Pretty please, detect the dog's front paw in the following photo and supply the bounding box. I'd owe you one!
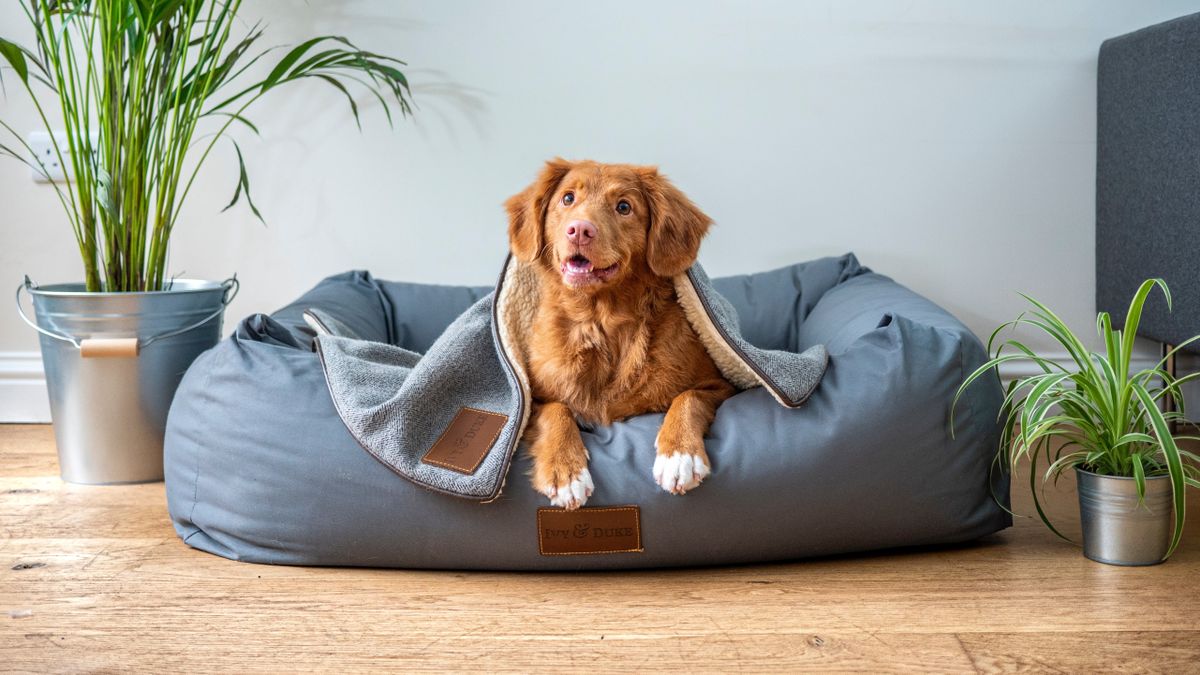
[653,451,710,495]
[537,467,594,510]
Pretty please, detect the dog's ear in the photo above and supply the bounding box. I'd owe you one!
[505,158,572,262]
[640,168,712,277]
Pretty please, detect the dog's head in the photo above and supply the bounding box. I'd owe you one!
[505,158,711,290]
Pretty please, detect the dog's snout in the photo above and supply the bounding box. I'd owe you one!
[565,220,596,246]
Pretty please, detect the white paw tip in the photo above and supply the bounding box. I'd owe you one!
[652,452,710,495]
[547,467,594,510]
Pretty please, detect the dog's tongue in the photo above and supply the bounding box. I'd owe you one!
[566,255,594,274]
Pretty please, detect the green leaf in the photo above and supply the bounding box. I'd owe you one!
[312,73,360,130]
[1121,279,1170,377]
[987,315,1025,355]
[1131,453,1147,502]
[209,112,260,136]
[1020,372,1071,435]
[950,354,1027,435]
[1112,432,1156,448]
[222,140,263,224]
[0,37,29,84]
[1028,435,1072,543]
[261,36,330,92]
[1132,384,1187,560]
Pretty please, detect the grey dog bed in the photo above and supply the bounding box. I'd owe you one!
[164,253,1010,570]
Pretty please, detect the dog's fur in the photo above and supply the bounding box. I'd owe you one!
[505,158,735,510]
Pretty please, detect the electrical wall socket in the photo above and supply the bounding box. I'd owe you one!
[28,130,97,183]
[28,130,69,183]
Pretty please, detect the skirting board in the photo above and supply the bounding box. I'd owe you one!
[0,350,1193,424]
[0,352,51,423]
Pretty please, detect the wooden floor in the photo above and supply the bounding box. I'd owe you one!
[2,424,1199,673]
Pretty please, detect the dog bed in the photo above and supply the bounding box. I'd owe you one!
[164,253,1010,570]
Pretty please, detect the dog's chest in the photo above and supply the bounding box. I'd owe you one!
[526,307,686,422]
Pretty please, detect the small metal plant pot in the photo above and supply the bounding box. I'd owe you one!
[17,276,237,484]
[1076,467,1173,566]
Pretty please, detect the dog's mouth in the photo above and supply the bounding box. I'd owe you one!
[561,253,619,287]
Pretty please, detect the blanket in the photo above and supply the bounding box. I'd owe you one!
[311,256,828,501]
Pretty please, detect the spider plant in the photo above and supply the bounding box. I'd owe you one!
[0,0,411,291]
[954,279,1200,559]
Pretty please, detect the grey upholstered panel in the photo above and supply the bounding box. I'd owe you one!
[1097,12,1200,351]
[164,254,1010,570]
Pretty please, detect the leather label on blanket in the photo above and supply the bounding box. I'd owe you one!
[422,407,507,474]
[537,506,643,555]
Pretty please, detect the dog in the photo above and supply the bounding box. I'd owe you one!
[505,158,736,510]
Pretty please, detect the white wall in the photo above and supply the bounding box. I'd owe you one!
[2,1,1197,420]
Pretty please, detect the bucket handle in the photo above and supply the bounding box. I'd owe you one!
[15,275,239,354]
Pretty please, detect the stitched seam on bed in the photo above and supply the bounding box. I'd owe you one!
[536,506,644,555]
[186,341,222,534]
[366,271,398,346]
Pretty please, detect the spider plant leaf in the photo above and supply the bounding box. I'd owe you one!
[986,315,1024,355]
[1150,334,1200,374]
[1028,436,1072,542]
[1113,432,1156,448]
[1014,298,1095,363]
[1020,372,1071,438]
[1097,310,1115,355]
[1003,339,1065,373]
[950,354,1030,434]
[994,375,1048,426]
[1044,451,1089,483]
[1132,383,1186,559]
[1151,370,1200,396]
[1131,452,1147,502]
[1121,279,1170,375]
[1091,352,1120,408]
[1020,318,1099,383]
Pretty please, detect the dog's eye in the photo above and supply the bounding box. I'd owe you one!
[616,200,632,215]
[562,192,575,206]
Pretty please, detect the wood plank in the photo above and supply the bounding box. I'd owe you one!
[2,424,1199,672]
[958,632,1200,674]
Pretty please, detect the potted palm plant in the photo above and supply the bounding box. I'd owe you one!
[955,279,1200,565]
[2,1,411,484]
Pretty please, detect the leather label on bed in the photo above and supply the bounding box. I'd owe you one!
[422,407,507,474]
[537,506,643,555]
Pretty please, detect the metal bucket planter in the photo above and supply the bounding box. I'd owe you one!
[1077,468,1173,566]
[17,276,237,484]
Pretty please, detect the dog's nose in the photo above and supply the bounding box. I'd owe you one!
[565,220,596,246]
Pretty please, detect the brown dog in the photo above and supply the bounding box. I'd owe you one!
[505,158,736,510]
